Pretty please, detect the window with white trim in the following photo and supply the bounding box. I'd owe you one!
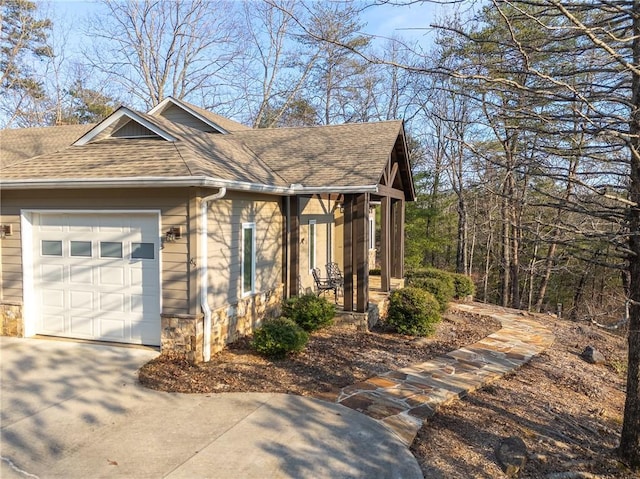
[369,216,375,250]
[242,223,256,296]
[308,220,316,271]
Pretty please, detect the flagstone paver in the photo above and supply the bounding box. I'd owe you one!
[336,301,555,445]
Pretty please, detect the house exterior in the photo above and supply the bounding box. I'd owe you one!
[0,97,415,362]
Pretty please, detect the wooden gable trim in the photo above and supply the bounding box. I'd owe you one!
[73,107,177,145]
[376,123,415,201]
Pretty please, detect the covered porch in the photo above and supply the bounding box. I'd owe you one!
[284,127,414,326]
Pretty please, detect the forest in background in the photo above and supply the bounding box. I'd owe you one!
[3,0,639,466]
[3,0,629,323]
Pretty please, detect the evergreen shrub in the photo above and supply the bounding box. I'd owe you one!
[387,287,441,336]
[410,277,454,312]
[252,318,309,359]
[451,273,475,299]
[282,294,335,332]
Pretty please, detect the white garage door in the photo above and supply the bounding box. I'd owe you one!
[31,212,161,346]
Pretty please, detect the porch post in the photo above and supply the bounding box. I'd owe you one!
[392,199,405,278]
[343,194,354,311]
[289,196,300,297]
[380,196,391,292]
[355,193,370,313]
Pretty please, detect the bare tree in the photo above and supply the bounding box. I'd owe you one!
[84,0,239,108]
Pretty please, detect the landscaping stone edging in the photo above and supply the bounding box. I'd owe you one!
[335,301,556,445]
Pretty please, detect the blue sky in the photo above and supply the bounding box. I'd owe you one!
[45,0,453,55]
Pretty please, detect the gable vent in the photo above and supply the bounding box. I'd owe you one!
[112,121,161,139]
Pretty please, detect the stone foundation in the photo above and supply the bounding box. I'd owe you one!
[1,302,24,337]
[160,313,204,363]
[209,285,284,355]
[335,295,391,330]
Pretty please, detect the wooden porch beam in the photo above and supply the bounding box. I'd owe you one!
[343,194,354,312]
[388,162,399,188]
[392,199,405,278]
[355,193,370,313]
[380,196,391,292]
[377,184,405,200]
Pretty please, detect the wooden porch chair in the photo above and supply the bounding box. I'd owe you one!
[311,268,338,303]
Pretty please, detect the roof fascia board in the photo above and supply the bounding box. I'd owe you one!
[1,177,378,196]
[73,107,178,146]
[148,97,229,134]
[398,123,416,201]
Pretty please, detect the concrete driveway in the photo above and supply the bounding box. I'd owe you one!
[1,337,423,479]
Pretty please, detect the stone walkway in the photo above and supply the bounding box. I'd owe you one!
[335,301,556,445]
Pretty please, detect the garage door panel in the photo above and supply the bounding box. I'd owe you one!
[99,317,127,340]
[41,264,64,283]
[32,212,161,346]
[100,292,126,312]
[42,314,65,333]
[70,265,94,284]
[70,290,93,310]
[131,294,160,314]
[130,267,158,286]
[42,289,64,308]
[132,320,159,344]
[69,315,94,336]
[99,267,125,286]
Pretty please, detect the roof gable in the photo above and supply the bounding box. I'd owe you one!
[73,107,177,145]
[147,97,251,134]
[148,97,227,134]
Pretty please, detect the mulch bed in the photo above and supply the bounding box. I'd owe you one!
[138,310,500,400]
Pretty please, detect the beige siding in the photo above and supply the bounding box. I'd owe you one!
[112,121,158,138]
[0,188,191,314]
[206,192,283,310]
[298,196,340,292]
[160,104,218,133]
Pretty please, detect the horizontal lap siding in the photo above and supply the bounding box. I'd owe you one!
[0,188,191,314]
[207,193,283,310]
[298,196,338,292]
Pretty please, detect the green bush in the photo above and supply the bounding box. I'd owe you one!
[387,287,441,336]
[451,273,475,299]
[282,294,335,332]
[410,277,454,312]
[369,268,381,276]
[252,318,309,358]
[407,267,454,285]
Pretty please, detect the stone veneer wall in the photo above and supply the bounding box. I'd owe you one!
[160,313,204,363]
[334,295,391,331]
[1,302,24,337]
[209,285,284,355]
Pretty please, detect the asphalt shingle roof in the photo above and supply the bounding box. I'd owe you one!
[233,121,403,188]
[0,124,94,167]
[1,101,410,196]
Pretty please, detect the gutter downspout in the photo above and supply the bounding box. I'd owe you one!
[200,187,227,361]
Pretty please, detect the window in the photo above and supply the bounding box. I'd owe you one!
[70,241,92,257]
[242,223,255,296]
[131,242,154,259]
[42,240,62,256]
[309,220,316,271]
[100,241,122,258]
[369,216,375,250]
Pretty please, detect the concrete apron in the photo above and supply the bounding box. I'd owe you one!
[1,337,422,479]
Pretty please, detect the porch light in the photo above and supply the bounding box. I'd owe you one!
[165,226,182,242]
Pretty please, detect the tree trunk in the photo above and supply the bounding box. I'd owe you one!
[535,240,557,312]
[619,3,640,467]
[456,194,468,274]
[501,193,511,307]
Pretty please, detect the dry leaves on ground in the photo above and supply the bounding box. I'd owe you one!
[138,309,635,479]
